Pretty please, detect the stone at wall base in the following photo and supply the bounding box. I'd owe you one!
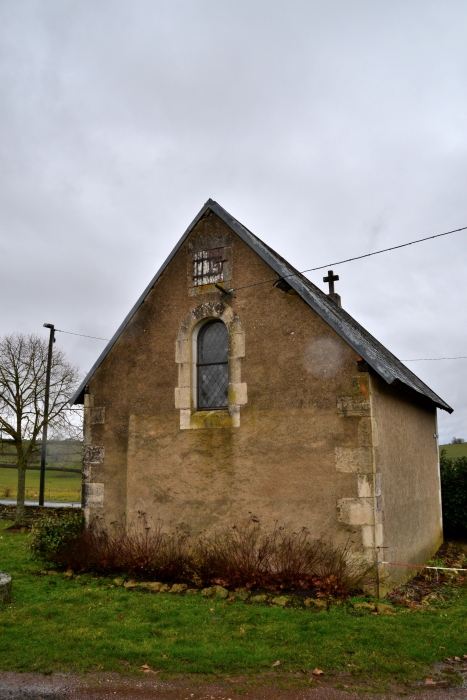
[0,572,12,603]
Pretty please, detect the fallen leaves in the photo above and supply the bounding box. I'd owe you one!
[140,663,159,675]
[272,660,281,667]
[312,668,324,676]
[425,678,436,685]
[445,656,462,663]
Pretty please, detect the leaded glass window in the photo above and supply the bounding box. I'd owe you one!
[197,320,228,410]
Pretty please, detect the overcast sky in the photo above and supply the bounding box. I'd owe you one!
[1,1,466,443]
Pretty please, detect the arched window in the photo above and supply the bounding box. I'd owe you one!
[197,320,228,410]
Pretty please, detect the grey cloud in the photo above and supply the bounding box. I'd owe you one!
[0,0,466,441]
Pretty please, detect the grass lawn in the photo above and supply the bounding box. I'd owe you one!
[0,469,81,503]
[1,523,467,688]
[440,443,467,459]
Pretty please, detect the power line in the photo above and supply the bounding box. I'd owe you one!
[55,329,109,341]
[403,356,467,362]
[52,223,467,348]
[236,223,467,291]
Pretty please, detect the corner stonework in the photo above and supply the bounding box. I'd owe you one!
[175,301,247,429]
[82,391,105,520]
[336,373,384,562]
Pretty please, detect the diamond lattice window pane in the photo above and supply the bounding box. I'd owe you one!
[197,321,228,409]
[198,364,228,409]
[198,322,228,364]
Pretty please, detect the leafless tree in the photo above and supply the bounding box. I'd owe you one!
[0,334,81,525]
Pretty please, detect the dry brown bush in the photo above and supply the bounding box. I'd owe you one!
[37,518,375,597]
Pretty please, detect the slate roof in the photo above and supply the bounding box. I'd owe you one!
[71,199,452,412]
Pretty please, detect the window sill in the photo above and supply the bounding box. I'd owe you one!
[180,409,236,430]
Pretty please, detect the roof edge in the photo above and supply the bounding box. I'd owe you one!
[71,198,453,414]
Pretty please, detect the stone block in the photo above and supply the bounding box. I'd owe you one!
[220,306,235,324]
[376,602,393,613]
[361,525,375,548]
[90,407,105,425]
[234,589,250,601]
[201,587,214,597]
[249,594,269,604]
[335,447,373,473]
[175,338,190,364]
[179,409,191,430]
[177,362,191,388]
[140,582,163,592]
[169,583,187,594]
[175,387,191,410]
[337,396,371,417]
[357,473,381,498]
[271,596,289,607]
[83,482,104,508]
[83,445,105,465]
[337,497,375,526]
[230,332,245,358]
[214,585,229,599]
[229,383,247,406]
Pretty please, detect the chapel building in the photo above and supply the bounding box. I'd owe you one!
[71,200,453,587]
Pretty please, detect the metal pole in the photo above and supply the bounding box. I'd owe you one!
[39,323,55,507]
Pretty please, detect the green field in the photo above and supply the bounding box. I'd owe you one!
[439,443,467,459]
[0,439,82,502]
[0,521,466,689]
[0,468,81,502]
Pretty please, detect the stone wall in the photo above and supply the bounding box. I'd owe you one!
[84,210,366,544]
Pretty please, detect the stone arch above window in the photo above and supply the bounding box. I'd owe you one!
[175,301,247,429]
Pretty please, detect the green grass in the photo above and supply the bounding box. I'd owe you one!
[0,469,81,502]
[1,523,467,687]
[440,443,467,459]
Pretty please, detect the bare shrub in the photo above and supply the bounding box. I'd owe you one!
[51,519,191,581]
[311,539,376,597]
[195,524,324,590]
[33,518,375,597]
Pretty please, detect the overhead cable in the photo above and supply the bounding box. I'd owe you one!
[55,329,109,341]
[402,356,467,362]
[235,223,467,291]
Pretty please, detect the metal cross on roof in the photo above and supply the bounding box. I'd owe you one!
[323,269,339,295]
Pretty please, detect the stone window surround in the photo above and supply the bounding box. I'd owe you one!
[175,301,247,429]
